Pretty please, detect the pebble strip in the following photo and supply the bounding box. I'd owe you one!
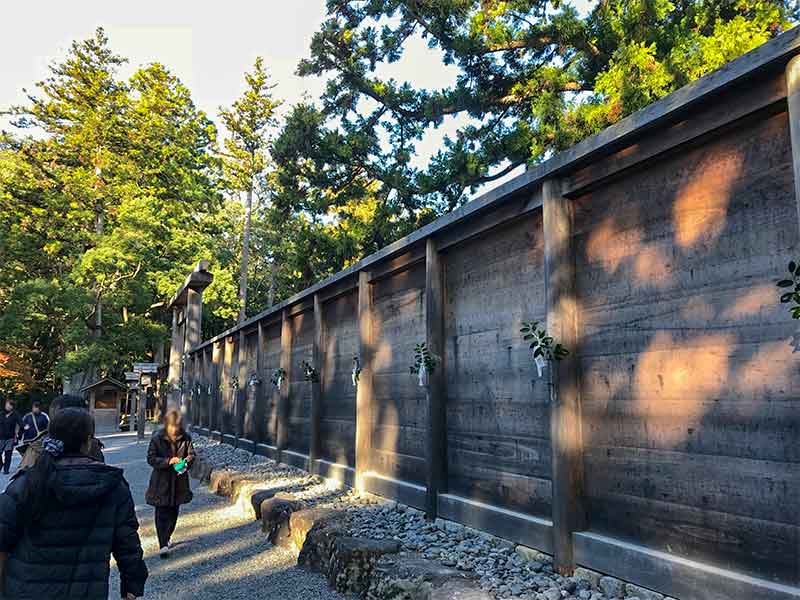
[194,436,677,600]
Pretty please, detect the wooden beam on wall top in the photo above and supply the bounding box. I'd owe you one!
[425,237,447,518]
[355,270,374,491]
[543,178,587,575]
[787,55,800,229]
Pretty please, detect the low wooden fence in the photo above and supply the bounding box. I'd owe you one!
[179,29,800,600]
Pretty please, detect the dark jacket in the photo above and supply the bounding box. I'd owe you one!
[0,412,21,441]
[20,412,49,443]
[0,457,148,599]
[146,429,195,507]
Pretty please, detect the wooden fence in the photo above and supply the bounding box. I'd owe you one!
[177,28,800,600]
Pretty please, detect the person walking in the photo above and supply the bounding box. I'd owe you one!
[146,409,195,558]
[0,408,148,599]
[0,400,21,475]
[20,401,49,445]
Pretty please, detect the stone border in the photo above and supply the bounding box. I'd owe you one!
[190,434,679,600]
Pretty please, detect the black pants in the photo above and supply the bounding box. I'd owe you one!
[154,505,180,548]
[0,449,13,473]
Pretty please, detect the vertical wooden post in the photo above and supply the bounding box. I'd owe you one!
[355,271,374,491]
[236,330,247,440]
[310,294,324,472]
[787,55,800,226]
[543,178,586,575]
[211,341,222,432]
[276,309,293,460]
[255,321,267,444]
[203,347,210,429]
[167,308,184,409]
[425,238,447,518]
[222,337,234,435]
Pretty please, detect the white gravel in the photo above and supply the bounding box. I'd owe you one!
[103,431,348,600]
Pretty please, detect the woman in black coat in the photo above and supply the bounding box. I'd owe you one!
[0,408,147,599]
[146,409,195,557]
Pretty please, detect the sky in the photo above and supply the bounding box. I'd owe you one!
[0,1,471,171]
[0,1,595,197]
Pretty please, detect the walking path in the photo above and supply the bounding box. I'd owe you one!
[102,431,346,600]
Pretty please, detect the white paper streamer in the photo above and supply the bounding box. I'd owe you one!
[534,354,546,378]
[418,363,427,387]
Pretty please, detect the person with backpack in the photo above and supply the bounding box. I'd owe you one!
[0,408,148,599]
[20,401,49,445]
[0,400,21,475]
[146,409,195,558]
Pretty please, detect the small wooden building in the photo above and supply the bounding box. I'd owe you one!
[81,377,127,432]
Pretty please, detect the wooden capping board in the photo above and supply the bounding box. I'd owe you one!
[314,459,356,488]
[317,273,358,304]
[438,494,553,555]
[276,309,292,456]
[355,271,374,488]
[788,55,800,225]
[237,438,255,454]
[309,293,324,472]
[573,531,800,600]
[425,238,446,517]
[369,244,426,282]
[361,473,427,512]
[255,443,279,460]
[281,449,310,472]
[563,67,787,196]
[543,179,586,574]
[187,27,800,356]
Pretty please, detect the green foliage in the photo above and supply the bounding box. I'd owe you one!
[270,367,287,388]
[294,0,797,209]
[777,261,800,319]
[300,360,319,383]
[520,321,569,363]
[0,28,239,392]
[409,343,436,376]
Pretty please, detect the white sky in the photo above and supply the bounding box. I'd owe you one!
[0,1,593,196]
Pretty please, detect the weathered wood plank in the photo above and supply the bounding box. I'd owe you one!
[543,178,586,574]
[443,215,551,514]
[425,237,446,517]
[788,54,800,225]
[573,531,800,600]
[321,291,358,466]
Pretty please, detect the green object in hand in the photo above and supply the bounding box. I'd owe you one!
[173,458,188,475]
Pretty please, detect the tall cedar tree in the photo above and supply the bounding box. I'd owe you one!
[219,57,282,322]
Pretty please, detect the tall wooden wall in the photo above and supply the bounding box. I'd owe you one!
[184,32,800,600]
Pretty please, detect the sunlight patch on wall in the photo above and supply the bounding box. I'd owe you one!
[672,151,744,249]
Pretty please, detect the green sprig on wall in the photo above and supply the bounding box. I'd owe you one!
[777,261,800,319]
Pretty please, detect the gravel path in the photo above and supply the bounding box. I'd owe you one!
[103,431,347,600]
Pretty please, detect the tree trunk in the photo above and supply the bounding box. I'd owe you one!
[238,186,253,323]
[267,258,277,307]
[93,210,104,339]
